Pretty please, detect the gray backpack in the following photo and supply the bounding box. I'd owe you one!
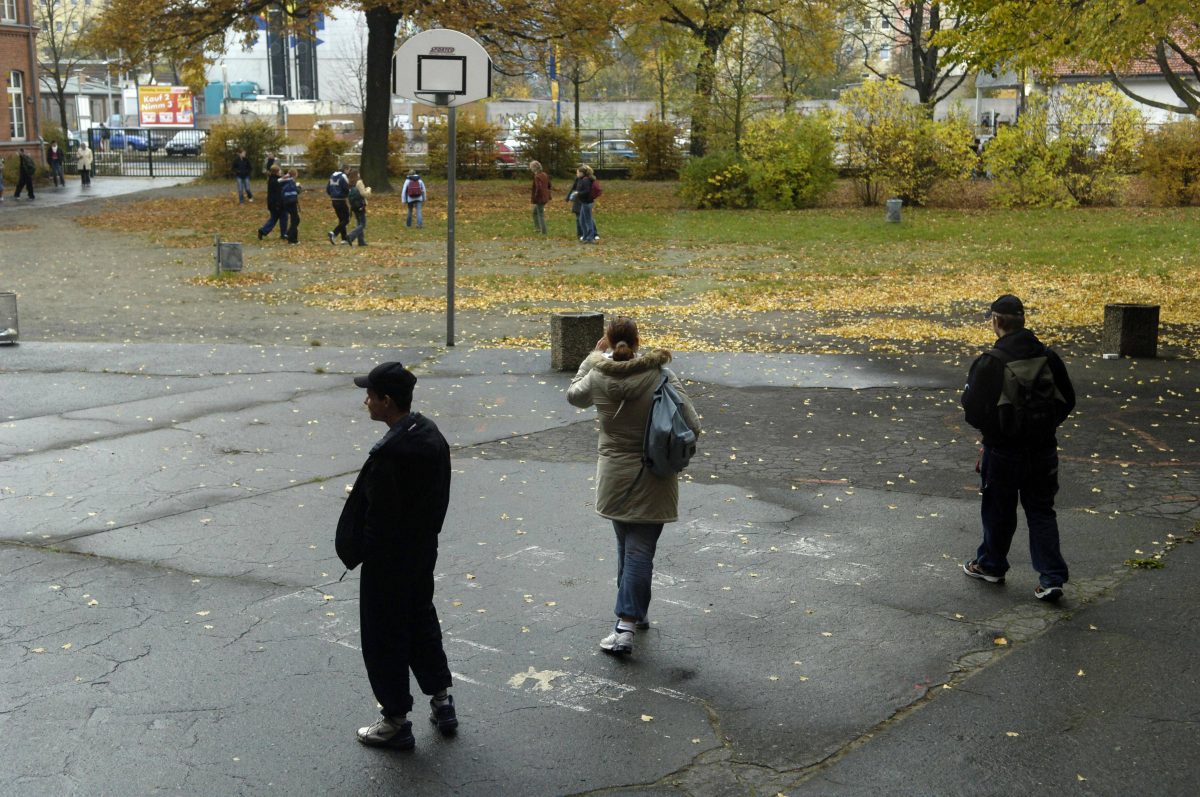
[643,371,697,477]
[989,348,1064,437]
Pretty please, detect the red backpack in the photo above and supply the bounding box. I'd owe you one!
[407,179,423,199]
[589,179,602,200]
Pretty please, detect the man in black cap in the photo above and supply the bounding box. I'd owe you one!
[961,295,1076,602]
[336,362,458,748]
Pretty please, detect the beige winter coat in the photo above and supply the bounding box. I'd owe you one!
[77,146,93,170]
[567,349,701,523]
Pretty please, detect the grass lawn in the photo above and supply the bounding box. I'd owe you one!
[78,179,1200,356]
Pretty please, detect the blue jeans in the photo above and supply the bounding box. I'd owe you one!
[50,162,64,186]
[976,445,1068,588]
[235,176,251,202]
[259,206,288,238]
[348,208,367,244]
[406,200,423,228]
[612,521,663,621]
[578,202,597,241]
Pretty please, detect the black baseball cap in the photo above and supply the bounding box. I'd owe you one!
[354,362,416,401]
[988,294,1025,317]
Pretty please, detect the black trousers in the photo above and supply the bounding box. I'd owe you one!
[331,200,350,240]
[285,203,300,243]
[359,550,452,717]
[14,172,34,198]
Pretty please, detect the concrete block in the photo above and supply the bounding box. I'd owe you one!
[1103,304,1159,358]
[550,312,603,371]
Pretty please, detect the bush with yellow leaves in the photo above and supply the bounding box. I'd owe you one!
[1140,118,1200,206]
[679,151,753,209]
[740,112,837,209]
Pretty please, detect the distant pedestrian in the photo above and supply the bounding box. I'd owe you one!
[257,165,288,241]
[46,142,65,187]
[566,169,584,239]
[77,142,93,186]
[14,149,36,200]
[577,164,599,242]
[336,361,459,749]
[961,294,1076,602]
[529,160,550,234]
[233,149,253,203]
[280,169,301,244]
[99,123,110,152]
[566,316,701,656]
[326,163,351,244]
[264,151,276,173]
[402,172,425,228]
[345,170,371,246]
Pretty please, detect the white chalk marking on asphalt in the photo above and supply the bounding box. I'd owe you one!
[494,545,565,564]
[815,561,879,585]
[649,686,702,704]
[449,637,504,653]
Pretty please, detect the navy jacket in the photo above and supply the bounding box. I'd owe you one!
[335,413,451,570]
[961,328,1075,449]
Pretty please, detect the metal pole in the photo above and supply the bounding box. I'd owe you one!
[446,105,456,347]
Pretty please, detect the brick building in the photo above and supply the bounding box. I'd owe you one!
[1,0,41,165]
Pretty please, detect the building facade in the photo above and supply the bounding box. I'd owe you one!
[1,0,41,162]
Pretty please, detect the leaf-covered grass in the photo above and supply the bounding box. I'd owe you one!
[77,180,1200,355]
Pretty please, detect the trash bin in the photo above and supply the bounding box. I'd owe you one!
[885,198,902,223]
[550,312,604,371]
[216,241,243,273]
[0,292,17,344]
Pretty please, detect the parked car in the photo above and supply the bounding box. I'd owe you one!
[494,140,516,166]
[165,129,207,156]
[581,139,636,166]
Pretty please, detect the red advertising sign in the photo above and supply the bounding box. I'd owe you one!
[137,86,195,127]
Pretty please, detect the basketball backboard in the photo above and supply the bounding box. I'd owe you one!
[393,29,492,108]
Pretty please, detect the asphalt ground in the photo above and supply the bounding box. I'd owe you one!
[1,179,1199,795]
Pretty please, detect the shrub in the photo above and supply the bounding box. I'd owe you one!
[985,84,1143,207]
[740,112,837,209]
[387,127,408,178]
[41,122,68,151]
[629,118,683,180]
[204,119,289,178]
[427,114,505,179]
[515,117,579,178]
[1139,119,1200,205]
[835,78,976,205]
[679,151,753,209]
[305,127,349,179]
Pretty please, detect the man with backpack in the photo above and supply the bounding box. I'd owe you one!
[401,172,425,228]
[13,148,36,200]
[326,164,351,244]
[961,294,1076,602]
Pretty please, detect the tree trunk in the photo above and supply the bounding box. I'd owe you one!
[689,29,727,158]
[362,6,399,192]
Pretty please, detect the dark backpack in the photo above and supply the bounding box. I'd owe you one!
[407,179,423,199]
[989,348,1064,438]
[642,370,696,477]
[589,179,602,200]
[348,186,365,212]
[280,179,298,204]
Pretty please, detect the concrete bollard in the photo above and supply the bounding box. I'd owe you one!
[1103,303,1159,358]
[886,198,902,223]
[551,312,604,371]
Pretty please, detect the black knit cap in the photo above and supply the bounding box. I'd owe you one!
[989,294,1025,317]
[354,362,416,403]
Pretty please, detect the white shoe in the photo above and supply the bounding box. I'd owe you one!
[600,629,634,655]
[356,716,414,748]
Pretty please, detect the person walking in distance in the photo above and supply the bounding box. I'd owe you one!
[572,164,599,243]
[402,172,426,228]
[77,142,93,186]
[232,149,253,203]
[961,294,1076,602]
[46,141,65,187]
[337,362,459,748]
[257,164,288,241]
[567,317,701,656]
[279,169,301,244]
[345,170,371,246]
[13,149,36,200]
[326,163,352,244]
[529,160,551,234]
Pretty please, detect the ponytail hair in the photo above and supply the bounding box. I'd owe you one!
[606,316,639,362]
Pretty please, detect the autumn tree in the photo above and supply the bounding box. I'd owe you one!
[759,2,841,112]
[37,0,100,135]
[847,1,970,113]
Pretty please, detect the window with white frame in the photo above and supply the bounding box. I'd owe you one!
[1,0,18,22]
[8,71,26,139]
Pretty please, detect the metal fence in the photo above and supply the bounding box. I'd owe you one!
[68,127,210,178]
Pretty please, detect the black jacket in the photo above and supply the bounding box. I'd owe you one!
[232,156,252,178]
[266,173,282,208]
[335,413,451,570]
[961,328,1075,449]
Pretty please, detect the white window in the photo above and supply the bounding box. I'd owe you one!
[8,71,26,139]
[1,0,17,22]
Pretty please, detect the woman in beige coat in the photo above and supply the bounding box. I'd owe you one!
[567,316,701,656]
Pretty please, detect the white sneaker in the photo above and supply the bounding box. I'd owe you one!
[356,716,414,748]
[600,629,634,655]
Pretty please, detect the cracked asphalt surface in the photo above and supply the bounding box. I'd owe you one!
[2,183,1200,796]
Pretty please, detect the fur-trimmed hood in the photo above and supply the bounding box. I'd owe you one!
[588,348,672,376]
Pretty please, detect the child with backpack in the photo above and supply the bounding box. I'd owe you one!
[327,165,351,244]
[401,172,425,228]
[280,169,302,244]
[960,294,1076,602]
[571,164,600,243]
[345,171,371,246]
[566,316,701,657]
